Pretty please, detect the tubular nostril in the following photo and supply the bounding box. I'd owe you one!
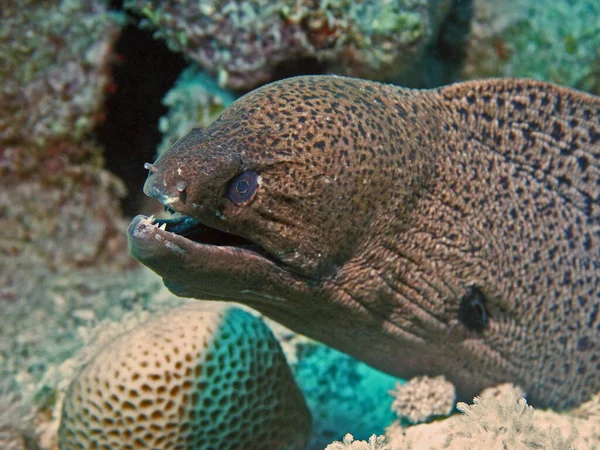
[144,162,157,174]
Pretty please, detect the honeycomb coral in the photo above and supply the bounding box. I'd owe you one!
[58,303,311,450]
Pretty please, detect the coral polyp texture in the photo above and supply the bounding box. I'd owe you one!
[125,0,451,89]
[389,376,455,424]
[0,0,121,146]
[325,434,390,450]
[384,384,600,450]
[58,303,312,450]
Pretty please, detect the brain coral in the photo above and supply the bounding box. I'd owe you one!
[125,0,450,89]
[58,303,311,450]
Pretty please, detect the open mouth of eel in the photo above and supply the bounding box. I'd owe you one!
[138,205,273,260]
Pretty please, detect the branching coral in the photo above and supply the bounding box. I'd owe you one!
[325,434,390,450]
[58,302,312,450]
[384,384,600,450]
[125,0,451,89]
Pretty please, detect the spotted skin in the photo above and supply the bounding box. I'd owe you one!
[128,76,600,409]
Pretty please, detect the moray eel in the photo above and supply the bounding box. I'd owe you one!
[128,76,600,409]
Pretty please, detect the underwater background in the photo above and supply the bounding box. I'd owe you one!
[1,0,599,449]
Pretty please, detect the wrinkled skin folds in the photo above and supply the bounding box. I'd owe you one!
[128,75,600,409]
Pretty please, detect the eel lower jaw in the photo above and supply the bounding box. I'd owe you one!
[127,213,275,263]
[127,213,292,301]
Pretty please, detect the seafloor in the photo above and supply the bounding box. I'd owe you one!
[1,0,599,449]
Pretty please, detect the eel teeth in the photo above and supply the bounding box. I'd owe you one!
[159,223,167,231]
[148,214,156,224]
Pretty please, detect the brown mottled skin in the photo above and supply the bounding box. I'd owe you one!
[128,76,600,409]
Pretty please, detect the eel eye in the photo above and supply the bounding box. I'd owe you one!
[227,170,258,205]
[458,286,488,332]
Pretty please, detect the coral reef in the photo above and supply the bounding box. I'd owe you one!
[157,66,236,156]
[0,140,131,299]
[125,0,451,89]
[0,268,175,415]
[389,376,455,424]
[0,0,122,146]
[3,1,600,449]
[1,260,401,450]
[1,266,190,450]
[461,0,600,94]
[384,384,600,450]
[0,0,130,298]
[58,302,311,450]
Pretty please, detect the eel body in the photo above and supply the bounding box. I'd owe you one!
[128,76,600,409]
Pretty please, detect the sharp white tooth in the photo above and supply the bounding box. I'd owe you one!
[148,214,156,224]
[159,223,167,231]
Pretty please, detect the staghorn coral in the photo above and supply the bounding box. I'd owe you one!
[445,394,574,449]
[0,0,122,147]
[461,0,600,94]
[389,375,455,424]
[125,0,451,90]
[157,67,236,156]
[58,302,312,450]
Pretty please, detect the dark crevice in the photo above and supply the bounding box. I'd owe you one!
[94,18,186,216]
[435,0,474,78]
[272,57,326,84]
[415,0,474,88]
[107,0,123,9]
